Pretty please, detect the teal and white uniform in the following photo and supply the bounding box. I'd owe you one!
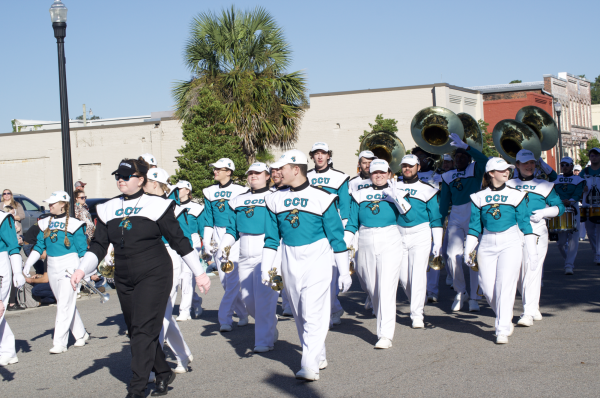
[394,178,442,323]
[0,213,22,361]
[507,176,564,318]
[261,180,348,376]
[348,174,372,194]
[439,147,488,302]
[469,184,532,337]
[223,186,279,349]
[30,213,88,349]
[420,168,443,297]
[202,181,249,327]
[553,173,585,269]
[580,166,600,262]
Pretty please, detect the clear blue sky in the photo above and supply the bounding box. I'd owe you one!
[2,0,598,132]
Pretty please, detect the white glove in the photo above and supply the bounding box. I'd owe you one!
[538,157,553,175]
[334,251,351,293]
[24,250,41,277]
[78,252,100,275]
[431,228,443,257]
[384,185,412,215]
[463,234,479,266]
[449,133,468,150]
[342,219,348,228]
[261,248,278,287]
[343,231,354,248]
[530,206,559,223]
[10,254,25,288]
[203,227,215,252]
[191,233,202,250]
[524,234,539,272]
[216,233,236,263]
[338,274,352,293]
[382,178,399,200]
[182,250,206,276]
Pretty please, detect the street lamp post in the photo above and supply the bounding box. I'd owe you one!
[50,0,74,215]
[555,101,563,169]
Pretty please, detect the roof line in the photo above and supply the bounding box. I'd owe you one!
[1,118,177,136]
[310,83,480,98]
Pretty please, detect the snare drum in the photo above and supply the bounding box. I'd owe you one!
[580,206,589,223]
[589,206,600,224]
[547,208,575,232]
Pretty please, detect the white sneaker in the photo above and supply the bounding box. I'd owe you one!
[364,296,373,310]
[319,359,328,370]
[533,311,543,321]
[254,346,274,353]
[412,319,425,329]
[0,355,18,366]
[375,337,393,349]
[173,359,189,374]
[193,299,203,318]
[427,293,438,303]
[220,324,233,332]
[295,367,319,381]
[176,314,192,322]
[468,299,480,312]
[74,332,90,347]
[451,292,469,312]
[188,354,194,363]
[445,274,453,286]
[49,345,67,354]
[238,315,249,327]
[282,307,293,317]
[508,323,515,337]
[274,327,279,344]
[565,267,574,275]
[518,315,533,327]
[331,309,344,326]
[496,335,508,344]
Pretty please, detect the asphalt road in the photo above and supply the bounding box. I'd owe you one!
[2,240,600,397]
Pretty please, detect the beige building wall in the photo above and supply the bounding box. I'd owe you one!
[592,104,600,136]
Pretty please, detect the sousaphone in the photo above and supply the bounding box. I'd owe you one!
[515,106,559,151]
[492,120,541,164]
[457,112,484,153]
[410,107,465,155]
[359,131,406,174]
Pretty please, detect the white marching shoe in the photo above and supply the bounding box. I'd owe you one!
[508,323,515,337]
[496,335,508,344]
[412,319,425,329]
[533,310,543,321]
[331,309,344,326]
[220,324,233,332]
[468,299,480,312]
[176,313,192,322]
[254,346,274,353]
[0,355,18,366]
[518,315,533,327]
[237,315,249,327]
[282,307,293,317]
[426,293,438,303]
[364,296,373,310]
[319,359,328,370]
[375,337,393,349]
[451,292,469,312]
[74,332,90,347]
[295,367,319,381]
[49,345,68,354]
[174,356,190,374]
[445,274,453,286]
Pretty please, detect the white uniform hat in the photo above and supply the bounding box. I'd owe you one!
[369,159,390,173]
[147,168,170,184]
[310,142,330,153]
[486,157,515,172]
[44,191,70,204]
[246,162,270,174]
[176,180,192,191]
[269,160,284,170]
[443,154,453,161]
[358,150,377,160]
[401,154,419,166]
[574,164,582,171]
[560,157,574,165]
[516,149,537,163]
[209,158,235,171]
[140,153,157,166]
[276,150,308,165]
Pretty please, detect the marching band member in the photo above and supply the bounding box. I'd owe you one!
[439,134,489,312]
[575,163,586,241]
[573,164,582,176]
[507,150,564,327]
[465,157,537,344]
[218,162,279,353]
[411,147,438,188]
[553,157,585,275]
[144,169,194,375]
[261,150,351,381]
[24,191,89,354]
[391,154,443,329]
[140,153,158,168]
[202,158,249,332]
[580,148,600,263]
[0,207,25,366]
[171,181,204,321]
[307,142,350,326]
[345,159,411,348]
[70,158,211,398]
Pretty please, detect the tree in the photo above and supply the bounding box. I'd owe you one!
[592,75,600,105]
[172,88,249,199]
[479,119,499,158]
[509,80,522,84]
[75,115,101,120]
[356,114,399,155]
[578,137,600,167]
[173,6,308,162]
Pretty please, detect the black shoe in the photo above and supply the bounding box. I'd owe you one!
[125,393,144,398]
[151,371,176,396]
[7,304,25,311]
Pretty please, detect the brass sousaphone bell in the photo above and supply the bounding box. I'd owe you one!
[410,106,465,156]
[359,132,406,175]
[457,112,484,153]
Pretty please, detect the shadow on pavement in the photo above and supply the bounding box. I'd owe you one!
[72,341,131,385]
[96,313,127,336]
[263,372,323,398]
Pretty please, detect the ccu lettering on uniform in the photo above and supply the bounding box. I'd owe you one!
[283,198,309,207]
[115,207,143,216]
[311,177,330,185]
[485,195,508,203]
[401,188,417,196]
[49,221,66,229]
[514,185,536,191]
[243,199,265,205]
[365,193,387,200]
[215,191,232,198]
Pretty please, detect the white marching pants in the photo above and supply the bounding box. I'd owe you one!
[446,210,479,298]
[0,253,16,358]
[579,218,586,240]
[274,245,292,313]
[557,216,580,268]
[212,226,247,326]
[281,238,332,375]
[398,223,431,321]
[357,225,402,340]
[477,226,522,336]
[518,229,548,317]
[585,219,600,262]
[330,263,343,316]
[161,246,191,363]
[178,265,201,317]
[238,233,279,348]
[48,253,87,348]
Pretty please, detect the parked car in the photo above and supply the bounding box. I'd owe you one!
[86,198,110,223]
[13,194,46,234]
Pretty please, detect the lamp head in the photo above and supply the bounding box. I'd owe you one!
[554,101,562,114]
[50,0,67,23]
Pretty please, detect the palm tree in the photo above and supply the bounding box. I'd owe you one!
[173,6,308,160]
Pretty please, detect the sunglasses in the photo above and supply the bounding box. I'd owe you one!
[114,174,140,182]
[2,193,10,196]
[77,196,87,200]
[560,163,572,167]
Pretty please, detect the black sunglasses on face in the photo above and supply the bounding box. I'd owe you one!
[2,193,10,196]
[78,196,87,200]
[114,174,140,181]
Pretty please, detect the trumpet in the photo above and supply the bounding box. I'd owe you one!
[348,246,356,276]
[220,246,234,273]
[65,269,110,304]
[268,267,284,291]
[97,250,115,279]
[468,250,479,272]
